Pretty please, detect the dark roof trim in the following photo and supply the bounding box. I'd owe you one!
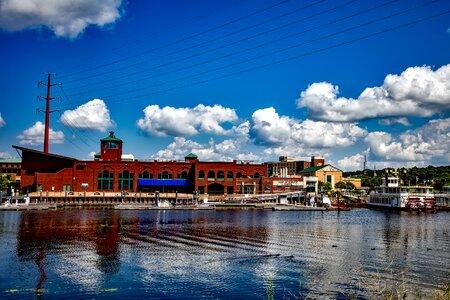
[12,145,78,161]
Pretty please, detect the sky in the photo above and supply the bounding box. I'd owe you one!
[0,0,449,171]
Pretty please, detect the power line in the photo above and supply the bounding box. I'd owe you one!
[62,0,442,105]
[56,85,98,147]
[55,0,246,71]
[59,0,291,79]
[65,0,396,97]
[94,9,450,106]
[63,0,328,85]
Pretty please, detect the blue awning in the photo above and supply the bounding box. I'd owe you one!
[138,179,192,187]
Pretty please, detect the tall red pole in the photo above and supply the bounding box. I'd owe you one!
[38,73,58,153]
[44,73,51,153]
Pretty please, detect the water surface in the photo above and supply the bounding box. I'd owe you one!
[0,209,449,299]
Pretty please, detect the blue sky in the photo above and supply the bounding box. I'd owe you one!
[0,0,449,170]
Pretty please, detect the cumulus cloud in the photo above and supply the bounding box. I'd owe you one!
[0,0,124,38]
[17,121,64,146]
[379,117,411,127]
[137,104,238,137]
[297,64,450,122]
[153,136,259,162]
[365,117,450,163]
[250,107,367,149]
[0,152,11,158]
[0,113,5,127]
[60,99,114,132]
[338,152,367,171]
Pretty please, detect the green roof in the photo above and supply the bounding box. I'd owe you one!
[300,165,329,173]
[0,158,21,163]
[101,131,122,143]
[185,153,198,158]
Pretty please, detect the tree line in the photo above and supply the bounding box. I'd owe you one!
[343,165,450,191]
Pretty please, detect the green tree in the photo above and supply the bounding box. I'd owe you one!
[335,181,347,190]
[319,181,332,193]
[0,175,10,191]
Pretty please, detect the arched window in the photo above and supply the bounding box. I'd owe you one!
[178,171,188,179]
[217,171,224,181]
[158,171,172,179]
[98,170,113,190]
[119,171,134,190]
[139,171,153,179]
[253,173,261,178]
[198,170,205,180]
[236,172,243,178]
[208,171,215,181]
[227,171,234,181]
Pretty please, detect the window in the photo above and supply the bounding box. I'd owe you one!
[227,171,233,181]
[198,170,205,180]
[178,171,188,179]
[139,171,153,179]
[158,171,172,179]
[227,186,234,194]
[208,171,215,181]
[217,171,224,181]
[253,173,261,178]
[98,170,113,190]
[104,142,118,149]
[326,175,332,183]
[119,171,133,190]
[236,172,243,178]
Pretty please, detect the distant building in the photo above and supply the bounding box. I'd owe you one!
[0,158,21,194]
[0,158,21,177]
[300,164,343,190]
[266,156,325,178]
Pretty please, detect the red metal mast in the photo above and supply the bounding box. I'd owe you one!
[38,73,58,153]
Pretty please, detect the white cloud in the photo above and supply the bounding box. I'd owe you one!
[297,64,450,122]
[365,117,450,163]
[0,0,124,38]
[0,112,5,127]
[153,137,259,162]
[60,99,114,132]
[338,153,366,172]
[17,121,64,146]
[250,107,367,149]
[0,152,11,159]
[137,104,238,137]
[379,117,411,127]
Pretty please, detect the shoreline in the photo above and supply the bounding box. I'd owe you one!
[0,202,330,211]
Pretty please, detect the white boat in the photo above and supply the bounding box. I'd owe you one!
[368,176,435,210]
[434,186,450,210]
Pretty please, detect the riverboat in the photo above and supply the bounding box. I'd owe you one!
[434,186,450,210]
[368,176,435,211]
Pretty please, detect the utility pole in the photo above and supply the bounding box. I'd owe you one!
[38,73,59,153]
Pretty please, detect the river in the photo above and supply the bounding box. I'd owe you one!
[0,208,449,299]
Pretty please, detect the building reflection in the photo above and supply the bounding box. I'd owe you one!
[16,209,123,288]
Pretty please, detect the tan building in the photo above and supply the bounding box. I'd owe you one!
[300,164,343,190]
[342,177,362,189]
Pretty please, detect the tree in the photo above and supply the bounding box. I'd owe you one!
[319,181,332,193]
[0,175,10,192]
[335,181,347,190]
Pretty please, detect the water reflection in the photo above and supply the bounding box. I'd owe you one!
[0,209,448,298]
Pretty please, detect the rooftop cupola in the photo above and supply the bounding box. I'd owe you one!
[185,153,198,163]
[100,131,123,161]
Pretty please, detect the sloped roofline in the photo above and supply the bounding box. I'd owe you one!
[12,145,78,161]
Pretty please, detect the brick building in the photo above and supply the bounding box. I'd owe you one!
[14,132,267,195]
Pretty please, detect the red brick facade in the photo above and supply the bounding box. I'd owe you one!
[14,133,267,195]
